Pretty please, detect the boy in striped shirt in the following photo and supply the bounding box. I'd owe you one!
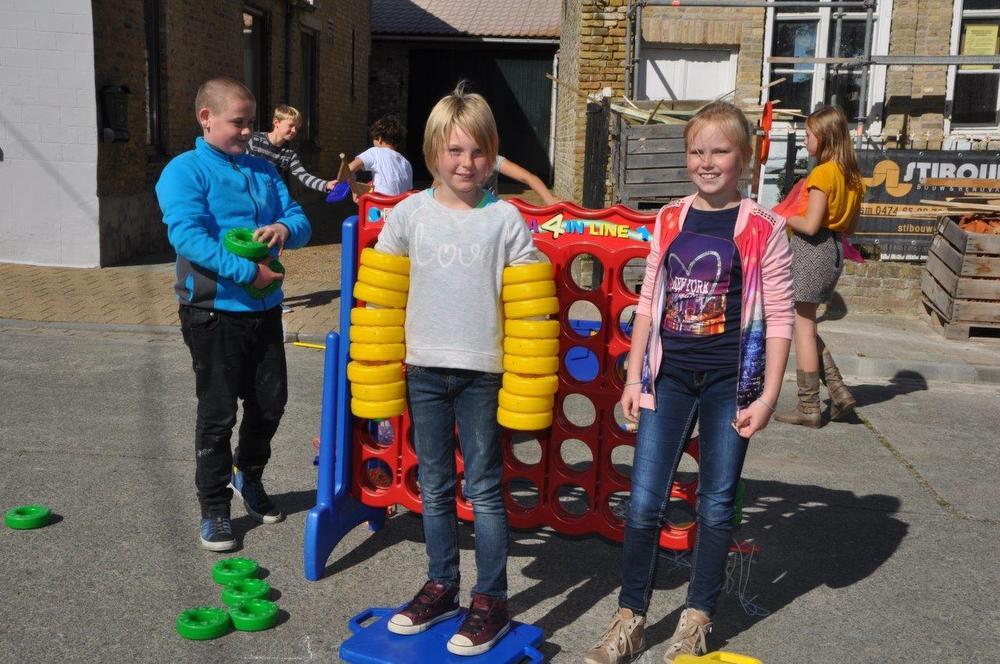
[248,104,334,193]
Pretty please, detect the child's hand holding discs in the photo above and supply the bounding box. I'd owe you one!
[253,223,290,255]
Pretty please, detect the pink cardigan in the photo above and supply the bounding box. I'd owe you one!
[635,195,795,410]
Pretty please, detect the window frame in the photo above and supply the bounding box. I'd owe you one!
[762,0,893,136]
[299,28,320,144]
[242,6,271,128]
[945,1,1000,134]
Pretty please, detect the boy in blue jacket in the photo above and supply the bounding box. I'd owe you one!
[156,76,311,551]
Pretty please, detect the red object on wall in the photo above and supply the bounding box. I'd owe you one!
[350,193,701,550]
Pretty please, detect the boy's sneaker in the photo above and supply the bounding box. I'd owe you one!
[446,593,511,656]
[230,468,284,524]
[199,514,236,552]
[584,607,646,664]
[387,580,460,635]
[662,608,711,663]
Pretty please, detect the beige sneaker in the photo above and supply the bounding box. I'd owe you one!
[662,608,711,662]
[584,607,646,664]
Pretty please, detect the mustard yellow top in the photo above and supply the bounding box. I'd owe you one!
[805,161,865,234]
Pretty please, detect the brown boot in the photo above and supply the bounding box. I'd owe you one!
[774,370,822,428]
[662,608,711,662]
[821,348,856,421]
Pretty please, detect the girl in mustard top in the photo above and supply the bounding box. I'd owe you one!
[775,106,865,428]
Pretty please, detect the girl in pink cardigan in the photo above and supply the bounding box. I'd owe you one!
[585,102,795,664]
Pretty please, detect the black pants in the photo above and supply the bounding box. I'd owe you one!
[179,305,287,517]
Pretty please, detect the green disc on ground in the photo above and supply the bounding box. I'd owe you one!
[5,504,52,530]
[176,607,231,640]
[243,258,285,299]
[220,578,271,606]
[212,557,259,585]
[223,228,270,260]
[230,599,279,632]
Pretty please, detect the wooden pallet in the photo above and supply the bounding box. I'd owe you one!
[921,216,1000,341]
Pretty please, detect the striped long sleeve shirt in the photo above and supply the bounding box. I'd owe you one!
[247,132,329,192]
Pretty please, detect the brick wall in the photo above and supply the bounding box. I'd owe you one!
[553,0,582,201]
[883,0,955,148]
[828,261,925,316]
[0,1,101,267]
[91,0,370,264]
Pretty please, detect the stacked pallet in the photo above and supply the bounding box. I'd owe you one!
[921,215,1000,340]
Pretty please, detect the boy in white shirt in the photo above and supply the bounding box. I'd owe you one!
[337,114,413,196]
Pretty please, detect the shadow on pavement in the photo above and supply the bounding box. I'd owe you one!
[284,289,341,309]
[233,489,317,542]
[845,369,929,411]
[311,479,907,660]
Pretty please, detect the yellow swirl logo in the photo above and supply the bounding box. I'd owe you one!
[863,160,912,197]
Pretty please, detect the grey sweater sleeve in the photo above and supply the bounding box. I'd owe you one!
[287,150,329,192]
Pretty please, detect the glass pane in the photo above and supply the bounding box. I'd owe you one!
[773,20,818,59]
[771,67,814,114]
[964,0,1000,10]
[827,19,867,58]
[953,74,1000,124]
[775,0,821,15]
[825,72,862,121]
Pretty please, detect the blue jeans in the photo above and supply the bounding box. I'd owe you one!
[405,365,508,598]
[618,363,748,616]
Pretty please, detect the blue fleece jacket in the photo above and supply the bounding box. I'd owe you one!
[156,137,311,312]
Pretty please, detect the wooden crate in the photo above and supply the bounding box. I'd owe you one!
[616,122,693,209]
[921,216,1000,340]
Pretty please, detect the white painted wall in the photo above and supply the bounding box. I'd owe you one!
[0,0,99,267]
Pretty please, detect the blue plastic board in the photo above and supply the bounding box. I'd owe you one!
[326,181,352,203]
[340,606,544,664]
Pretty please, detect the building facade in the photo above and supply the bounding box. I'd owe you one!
[553,0,1000,206]
[1,0,370,267]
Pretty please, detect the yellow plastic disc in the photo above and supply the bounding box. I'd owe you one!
[349,325,405,344]
[498,389,554,414]
[504,296,559,320]
[354,282,408,309]
[347,361,403,385]
[503,353,560,375]
[504,319,560,339]
[351,380,406,402]
[502,372,559,397]
[497,406,553,431]
[503,336,559,357]
[350,342,406,362]
[502,262,554,286]
[351,307,406,327]
[352,397,407,419]
[502,280,556,303]
[360,248,410,276]
[357,265,410,293]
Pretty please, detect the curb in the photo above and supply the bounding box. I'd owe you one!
[4,319,999,386]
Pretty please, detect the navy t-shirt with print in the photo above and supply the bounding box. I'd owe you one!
[660,205,743,371]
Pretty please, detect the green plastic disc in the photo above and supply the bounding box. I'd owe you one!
[5,504,52,530]
[176,607,230,640]
[212,557,259,585]
[230,599,279,632]
[243,258,285,299]
[223,228,270,260]
[220,578,271,607]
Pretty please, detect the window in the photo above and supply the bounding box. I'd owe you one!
[949,0,1000,127]
[765,0,890,126]
[299,29,319,142]
[144,0,165,150]
[243,8,270,122]
[638,48,738,101]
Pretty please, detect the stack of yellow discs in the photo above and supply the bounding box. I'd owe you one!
[498,263,559,430]
[349,249,410,419]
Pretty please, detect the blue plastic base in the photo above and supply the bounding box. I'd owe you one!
[340,606,544,664]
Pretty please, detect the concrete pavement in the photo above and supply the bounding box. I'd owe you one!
[1,326,998,663]
[2,245,999,385]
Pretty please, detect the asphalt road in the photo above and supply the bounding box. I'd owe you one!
[2,327,998,663]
